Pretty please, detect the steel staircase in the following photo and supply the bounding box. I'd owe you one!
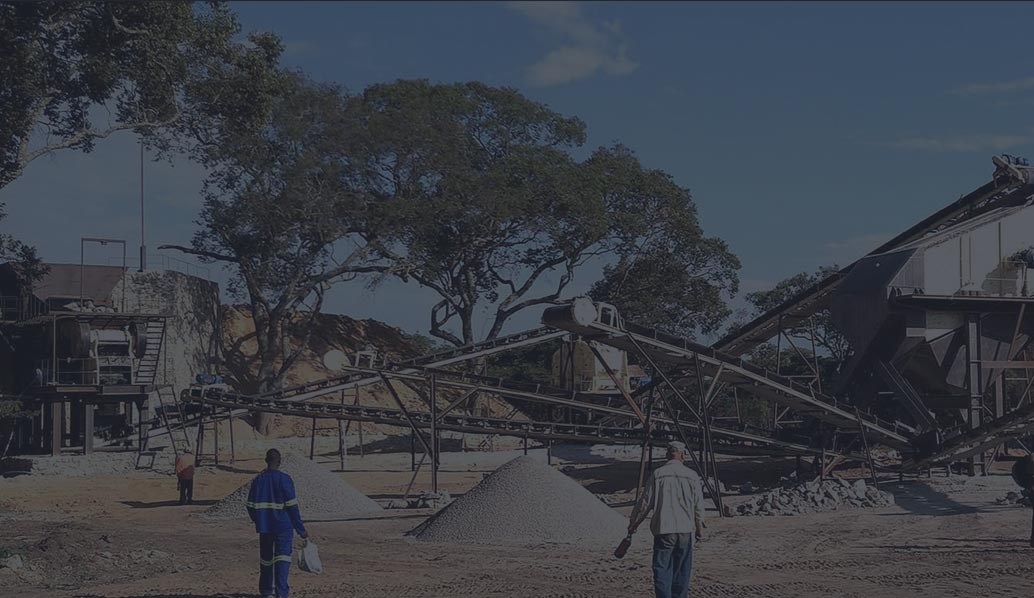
[134,317,167,385]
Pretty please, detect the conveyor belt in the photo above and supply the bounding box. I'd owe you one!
[183,374,842,458]
[899,402,1034,470]
[714,156,1034,356]
[253,326,566,403]
[544,300,914,449]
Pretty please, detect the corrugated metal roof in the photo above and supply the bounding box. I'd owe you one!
[31,263,126,305]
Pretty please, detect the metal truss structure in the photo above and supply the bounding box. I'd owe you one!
[179,155,1034,515]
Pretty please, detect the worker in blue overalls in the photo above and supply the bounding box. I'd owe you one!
[247,448,308,598]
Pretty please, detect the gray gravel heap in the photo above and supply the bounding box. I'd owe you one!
[995,490,1032,506]
[1,452,172,478]
[203,454,382,521]
[411,456,626,545]
[736,477,895,516]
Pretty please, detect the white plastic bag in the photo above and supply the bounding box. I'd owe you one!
[297,539,323,574]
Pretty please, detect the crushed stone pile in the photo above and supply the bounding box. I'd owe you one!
[1,452,172,478]
[203,454,382,520]
[411,456,627,545]
[736,477,894,516]
[994,490,1032,506]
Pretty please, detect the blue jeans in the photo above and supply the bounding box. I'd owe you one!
[259,530,293,598]
[652,533,693,598]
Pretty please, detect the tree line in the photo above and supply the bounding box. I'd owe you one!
[4,2,844,400]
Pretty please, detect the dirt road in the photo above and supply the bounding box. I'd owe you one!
[4,450,1034,598]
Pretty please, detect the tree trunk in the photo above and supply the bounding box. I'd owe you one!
[255,360,280,436]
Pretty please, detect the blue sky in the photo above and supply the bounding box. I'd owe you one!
[5,1,1034,339]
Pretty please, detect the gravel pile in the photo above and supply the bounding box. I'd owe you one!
[994,490,1032,506]
[736,477,895,516]
[411,456,626,545]
[1,452,172,478]
[203,454,382,521]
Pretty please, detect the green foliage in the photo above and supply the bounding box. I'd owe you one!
[742,265,851,371]
[484,341,560,384]
[405,333,448,357]
[0,205,46,285]
[0,398,23,419]
[589,241,740,339]
[164,73,384,394]
[348,80,739,346]
[0,1,282,188]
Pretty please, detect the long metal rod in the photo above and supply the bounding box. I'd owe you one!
[631,341,722,514]
[435,388,479,423]
[430,374,438,494]
[856,408,880,490]
[587,341,646,423]
[380,374,433,456]
[650,371,723,514]
[634,388,656,505]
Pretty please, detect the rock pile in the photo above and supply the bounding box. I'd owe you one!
[994,490,1032,507]
[412,456,627,545]
[1,453,173,478]
[735,477,895,516]
[203,454,382,521]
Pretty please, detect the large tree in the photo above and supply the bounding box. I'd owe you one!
[163,74,388,410]
[348,80,739,346]
[589,242,739,339]
[744,265,850,379]
[0,1,282,189]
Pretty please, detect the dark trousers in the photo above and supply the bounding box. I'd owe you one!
[652,533,693,598]
[259,530,293,598]
[178,479,194,505]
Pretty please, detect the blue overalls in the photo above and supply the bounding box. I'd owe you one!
[246,468,307,598]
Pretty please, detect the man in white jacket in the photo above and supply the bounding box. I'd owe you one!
[628,441,705,598]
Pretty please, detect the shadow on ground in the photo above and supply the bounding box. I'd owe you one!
[119,499,219,509]
[77,594,254,598]
[878,480,983,516]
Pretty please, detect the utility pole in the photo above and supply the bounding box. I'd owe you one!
[139,139,146,272]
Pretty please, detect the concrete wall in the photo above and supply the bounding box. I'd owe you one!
[110,270,221,394]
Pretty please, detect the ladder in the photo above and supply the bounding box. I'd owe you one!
[156,385,192,456]
[134,318,167,385]
[194,405,234,467]
[135,385,191,469]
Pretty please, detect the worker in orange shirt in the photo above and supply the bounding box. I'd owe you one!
[175,449,196,505]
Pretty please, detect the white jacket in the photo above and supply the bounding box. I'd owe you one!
[635,459,705,536]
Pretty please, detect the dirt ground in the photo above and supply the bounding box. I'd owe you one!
[4,444,1034,598]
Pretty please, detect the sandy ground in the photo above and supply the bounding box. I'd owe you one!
[4,443,1034,598]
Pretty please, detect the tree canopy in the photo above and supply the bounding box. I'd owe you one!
[162,73,386,399]
[744,265,850,379]
[0,1,282,189]
[347,80,740,346]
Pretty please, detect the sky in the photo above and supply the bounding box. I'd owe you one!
[5,1,1034,340]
